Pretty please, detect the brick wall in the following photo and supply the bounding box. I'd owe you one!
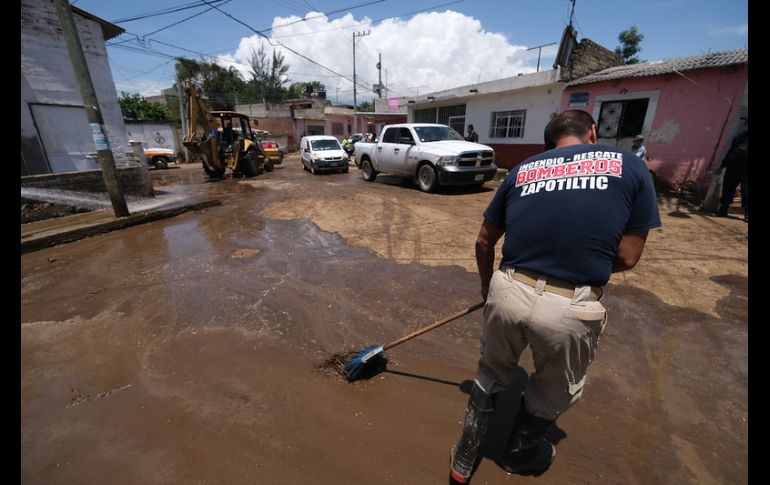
[561,39,623,82]
[21,167,154,197]
[249,117,294,136]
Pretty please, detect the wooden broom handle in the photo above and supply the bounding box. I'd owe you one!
[383,301,485,351]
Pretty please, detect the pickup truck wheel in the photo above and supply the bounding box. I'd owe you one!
[361,159,377,181]
[418,164,439,192]
[153,156,169,169]
[310,165,316,175]
[264,160,274,172]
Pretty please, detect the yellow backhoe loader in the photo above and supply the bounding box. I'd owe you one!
[182,85,273,179]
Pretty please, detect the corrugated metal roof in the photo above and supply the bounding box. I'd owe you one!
[72,5,125,40]
[567,48,747,86]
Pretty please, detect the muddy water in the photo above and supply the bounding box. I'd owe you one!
[21,162,747,484]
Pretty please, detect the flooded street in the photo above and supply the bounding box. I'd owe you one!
[21,157,747,484]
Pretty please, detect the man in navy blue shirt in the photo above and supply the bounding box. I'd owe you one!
[449,110,661,484]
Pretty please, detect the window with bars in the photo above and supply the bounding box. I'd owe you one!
[490,110,526,138]
[414,104,466,129]
[414,108,437,123]
[597,99,649,139]
[437,104,466,125]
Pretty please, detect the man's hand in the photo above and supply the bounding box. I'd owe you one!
[476,219,505,300]
[612,230,649,273]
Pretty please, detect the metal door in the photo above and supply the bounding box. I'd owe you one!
[30,104,99,173]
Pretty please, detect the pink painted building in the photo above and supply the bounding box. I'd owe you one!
[561,48,748,190]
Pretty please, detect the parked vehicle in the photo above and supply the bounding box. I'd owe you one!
[349,133,365,144]
[144,147,176,169]
[353,123,496,192]
[349,133,371,168]
[300,135,349,174]
[259,139,284,164]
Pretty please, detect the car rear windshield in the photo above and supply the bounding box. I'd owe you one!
[413,126,464,142]
[311,139,342,151]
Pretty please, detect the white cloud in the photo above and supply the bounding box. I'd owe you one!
[114,79,168,97]
[214,10,544,103]
[708,24,748,36]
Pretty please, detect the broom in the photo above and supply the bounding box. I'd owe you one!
[345,301,485,381]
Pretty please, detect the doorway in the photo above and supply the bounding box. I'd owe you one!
[596,98,649,150]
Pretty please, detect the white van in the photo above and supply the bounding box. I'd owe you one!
[300,135,349,174]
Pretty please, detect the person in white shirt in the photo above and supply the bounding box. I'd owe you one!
[632,134,647,161]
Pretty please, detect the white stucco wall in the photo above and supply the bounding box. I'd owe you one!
[466,83,563,145]
[406,82,564,146]
[21,0,129,174]
[125,122,181,153]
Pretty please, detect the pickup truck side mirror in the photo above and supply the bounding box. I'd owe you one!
[303,147,310,153]
[399,137,415,145]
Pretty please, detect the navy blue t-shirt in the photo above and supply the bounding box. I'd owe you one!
[484,144,661,287]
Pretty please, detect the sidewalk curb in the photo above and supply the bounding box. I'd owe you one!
[21,198,221,254]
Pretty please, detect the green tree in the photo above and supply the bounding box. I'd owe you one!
[246,46,291,103]
[359,99,375,112]
[175,57,247,110]
[119,92,171,121]
[617,26,644,64]
[287,81,326,99]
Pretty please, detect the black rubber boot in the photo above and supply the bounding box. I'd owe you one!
[448,383,495,484]
[498,400,556,475]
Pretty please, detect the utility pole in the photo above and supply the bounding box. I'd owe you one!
[352,30,370,134]
[55,0,128,217]
[177,79,189,163]
[377,53,383,99]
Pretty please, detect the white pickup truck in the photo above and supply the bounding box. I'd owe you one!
[354,123,497,192]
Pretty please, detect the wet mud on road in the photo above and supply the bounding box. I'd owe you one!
[22,160,747,484]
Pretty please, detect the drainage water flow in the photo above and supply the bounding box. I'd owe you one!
[21,187,169,213]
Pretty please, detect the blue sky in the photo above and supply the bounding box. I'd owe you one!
[71,0,748,103]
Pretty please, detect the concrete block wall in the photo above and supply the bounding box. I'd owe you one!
[21,167,155,198]
[561,39,623,81]
[21,0,131,174]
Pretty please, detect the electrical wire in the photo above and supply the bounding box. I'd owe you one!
[198,0,378,95]
[113,0,229,23]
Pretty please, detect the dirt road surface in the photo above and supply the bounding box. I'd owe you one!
[21,157,747,484]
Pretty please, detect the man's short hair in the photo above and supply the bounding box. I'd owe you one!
[468,124,474,130]
[544,110,596,149]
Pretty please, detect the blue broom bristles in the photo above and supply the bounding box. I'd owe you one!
[344,344,384,381]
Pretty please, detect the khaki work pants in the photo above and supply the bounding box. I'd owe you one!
[475,267,607,421]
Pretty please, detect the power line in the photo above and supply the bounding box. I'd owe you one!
[271,0,466,39]
[110,0,233,46]
[142,0,233,38]
[169,0,391,57]
[113,60,175,81]
[116,37,357,89]
[260,0,386,34]
[198,0,378,95]
[107,42,178,60]
[113,0,229,23]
